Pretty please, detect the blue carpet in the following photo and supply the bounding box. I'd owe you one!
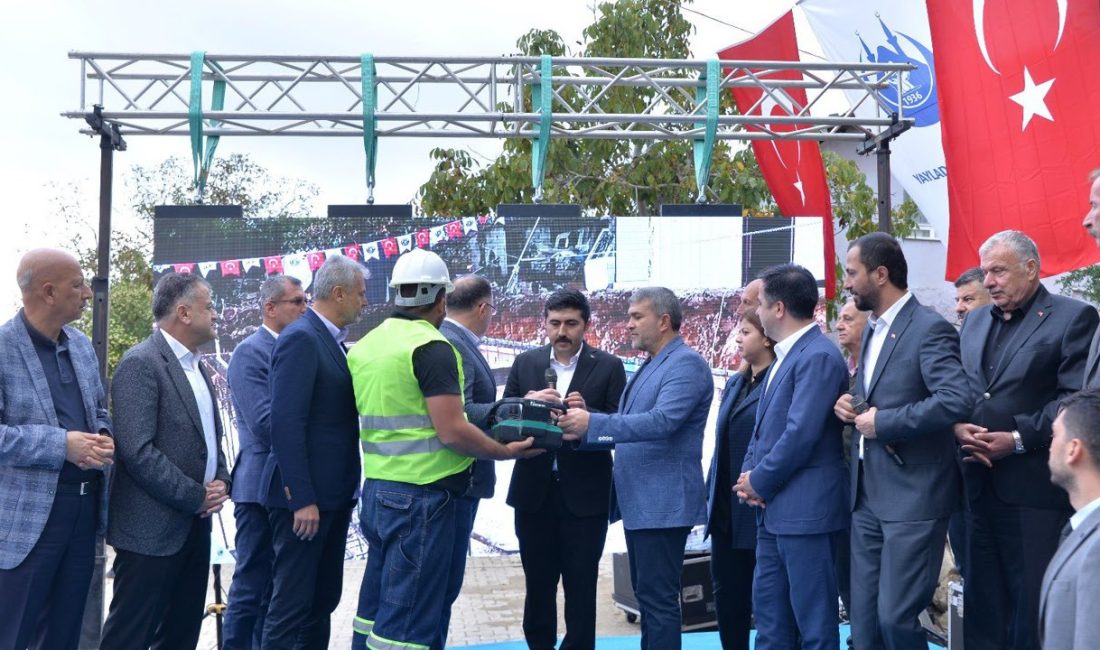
[459,625,937,648]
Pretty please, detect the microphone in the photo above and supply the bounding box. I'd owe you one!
[850,393,905,466]
[544,367,558,391]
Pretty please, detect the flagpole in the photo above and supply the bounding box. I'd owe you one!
[857,113,911,235]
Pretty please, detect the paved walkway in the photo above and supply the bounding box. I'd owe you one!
[182,554,636,648]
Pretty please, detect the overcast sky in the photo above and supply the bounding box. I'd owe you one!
[0,0,823,312]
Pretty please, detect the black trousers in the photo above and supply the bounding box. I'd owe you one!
[0,486,98,650]
[261,506,352,650]
[709,526,755,650]
[962,489,1069,650]
[515,479,609,650]
[101,516,211,650]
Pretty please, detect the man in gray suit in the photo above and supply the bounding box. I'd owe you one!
[101,272,232,650]
[834,233,970,650]
[438,274,498,648]
[1040,388,1100,649]
[0,249,114,650]
[1080,167,1100,389]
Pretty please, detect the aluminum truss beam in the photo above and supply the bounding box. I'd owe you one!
[65,53,914,141]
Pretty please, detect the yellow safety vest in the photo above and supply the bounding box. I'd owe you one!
[348,317,473,484]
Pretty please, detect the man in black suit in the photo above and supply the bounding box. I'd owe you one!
[438,275,498,648]
[102,272,231,650]
[505,288,626,650]
[955,230,1098,650]
[261,255,368,649]
[834,233,970,649]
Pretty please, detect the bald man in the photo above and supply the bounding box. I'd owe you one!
[738,278,763,317]
[0,249,114,650]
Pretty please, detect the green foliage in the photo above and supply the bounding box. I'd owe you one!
[1058,266,1100,305]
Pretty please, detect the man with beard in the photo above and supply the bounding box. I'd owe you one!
[955,230,1097,650]
[1080,168,1100,390]
[505,288,626,650]
[1039,389,1100,649]
[834,233,970,650]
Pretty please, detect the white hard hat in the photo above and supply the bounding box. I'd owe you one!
[389,248,454,306]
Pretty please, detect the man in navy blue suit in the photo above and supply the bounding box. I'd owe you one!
[438,275,498,648]
[261,256,368,649]
[223,275,306,649]
[737,264,849,650]
[559,287,713,650]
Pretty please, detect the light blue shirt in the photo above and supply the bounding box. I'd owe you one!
[311,307,348,353]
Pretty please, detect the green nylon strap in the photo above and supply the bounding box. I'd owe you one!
[361,54,378,203]
[692,59,720,203]
[188,51,226,202]
[530,55,552,202]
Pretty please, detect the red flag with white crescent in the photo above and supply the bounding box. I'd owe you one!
[306,252,326,271]
[927,0,1100,278]
[173,263,196,274]
[381,237,399,258]
[719,11,837,297]
[220,260,241,277]
[263,256,284,274]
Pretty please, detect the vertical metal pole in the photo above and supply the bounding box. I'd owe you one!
[876,138,892,234]
[79,127,113,650]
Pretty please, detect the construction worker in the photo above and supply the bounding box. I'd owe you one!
[348,249,542,650]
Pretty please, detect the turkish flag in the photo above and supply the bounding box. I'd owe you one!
[263,256,284,274]
[344,244,361,261]
[416,229,431,249]
[446,221,464,240]
[220,260,241,277]
[306,252,326,271]
[719,11,837,297]
[381,237,399,258]
[173,263,196,274]
[928,0,1100,278]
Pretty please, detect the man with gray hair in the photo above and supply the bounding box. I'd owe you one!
[1080,168,1100,389]
[559,287,713,650]
[261,255,368,649]
[223,275,306,649]
[954,230,1098,650]
[102,272,232,649]
[0,249,114,650]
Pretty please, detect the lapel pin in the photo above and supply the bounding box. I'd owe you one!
[890,333,896,339]
[1038,311,1045,317]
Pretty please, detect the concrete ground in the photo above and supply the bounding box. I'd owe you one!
[170,553,637,648]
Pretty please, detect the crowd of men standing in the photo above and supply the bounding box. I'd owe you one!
[3,172,1100,650]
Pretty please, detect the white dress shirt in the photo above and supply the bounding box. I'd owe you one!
[161,330,218,485]
[549,344,584,395]
[1071,496,1100,530]
[766,321,819,393]
[262,324,280,339]
[859,291,913,459]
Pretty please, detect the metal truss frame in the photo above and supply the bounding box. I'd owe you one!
[65,53,913,142]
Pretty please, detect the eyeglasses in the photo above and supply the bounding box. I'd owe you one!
[482,302,497,314]
[273,297,308,306]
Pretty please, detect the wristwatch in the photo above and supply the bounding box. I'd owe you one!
[1011,430,1026,454]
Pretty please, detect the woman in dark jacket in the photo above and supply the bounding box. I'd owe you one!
[705,308,776,649]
